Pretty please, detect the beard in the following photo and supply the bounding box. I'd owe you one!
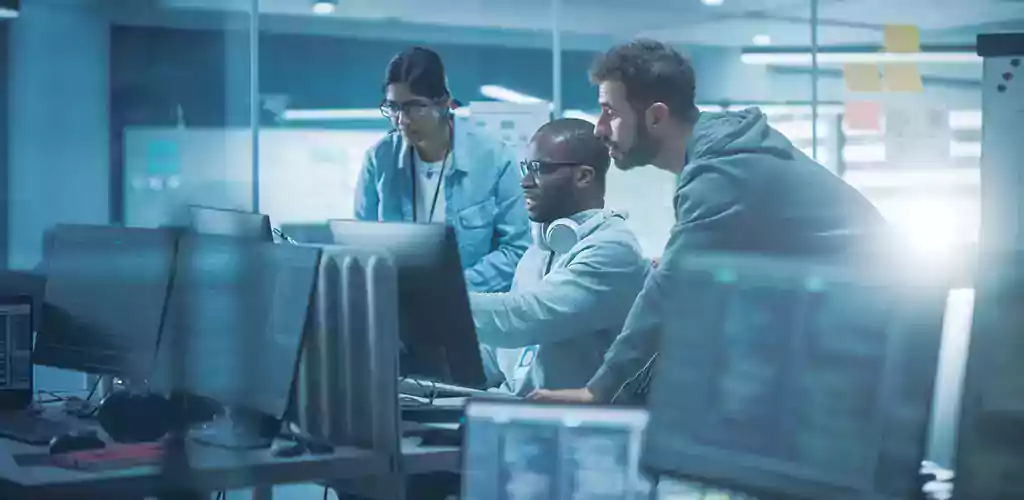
[610,124,661,171]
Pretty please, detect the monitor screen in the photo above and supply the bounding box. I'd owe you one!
[462,400,650,500]
[643,253,947,499]
[188,205,273,242]
[37,225,178,378]
[328,220,486,388]
[149,234,319,419]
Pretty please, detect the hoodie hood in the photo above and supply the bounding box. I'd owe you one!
[686,108,797,165]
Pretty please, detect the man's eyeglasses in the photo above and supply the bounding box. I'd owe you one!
[519,160,581,179]
[380,100,437,120]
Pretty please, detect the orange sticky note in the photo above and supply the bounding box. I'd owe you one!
[884,25,920,53]
[844,64,883,92]
[844,101,882,131]
[883,63,924,92]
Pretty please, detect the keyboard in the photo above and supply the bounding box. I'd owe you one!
[0,411,79,445]
[399,378,520,400]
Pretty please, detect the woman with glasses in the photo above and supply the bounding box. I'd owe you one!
[354,47,530,293]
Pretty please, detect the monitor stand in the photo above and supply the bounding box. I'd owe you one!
[190,405,279,450]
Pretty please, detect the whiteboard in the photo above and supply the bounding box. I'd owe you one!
[123,127,386,228]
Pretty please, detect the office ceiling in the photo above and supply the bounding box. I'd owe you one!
[117,0,1024,49]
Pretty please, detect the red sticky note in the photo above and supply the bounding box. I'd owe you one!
[844,101,882,131]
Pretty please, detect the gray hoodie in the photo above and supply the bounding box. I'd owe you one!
[586,108,886,402]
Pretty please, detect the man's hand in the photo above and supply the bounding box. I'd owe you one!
[527,388,596,404]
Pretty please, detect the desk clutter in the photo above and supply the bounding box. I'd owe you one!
[0,210,991,500]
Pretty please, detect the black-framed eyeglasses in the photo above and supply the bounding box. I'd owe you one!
[519,160,581,179]
[380,99,437,120]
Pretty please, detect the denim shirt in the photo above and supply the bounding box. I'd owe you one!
[353,125,531,292]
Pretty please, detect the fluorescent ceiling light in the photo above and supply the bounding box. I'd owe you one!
[949,110,981,130]
[701,0,724,5]
[563,110,598,123]
[312,0,337,15]
[741,52,981,65]
[480,85,547,104]
[282,108,381,121]
[755,104,843,115]
[282,107,469,121]
[0,8,17,18]
[843,167,979,190]
[752,34,772,46]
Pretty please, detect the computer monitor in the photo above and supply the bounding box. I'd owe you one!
[188,205,273,242]
[279,223,333,245]
[149,234,320,421]
[462,400,651,500]
[953,254,1024,499]
[327,220,486,388]
[36,225,178,379]
[642,253,948,500]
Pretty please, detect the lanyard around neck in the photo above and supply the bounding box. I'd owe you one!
[410,148,449,223]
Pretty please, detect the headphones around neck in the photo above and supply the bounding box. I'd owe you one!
[533,209,627,254]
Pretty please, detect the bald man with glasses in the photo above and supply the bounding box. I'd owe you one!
[470,118,650,396]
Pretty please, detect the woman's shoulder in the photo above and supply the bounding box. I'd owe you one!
[366,130,403,161]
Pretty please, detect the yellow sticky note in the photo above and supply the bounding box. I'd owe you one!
[843,64,883,92]
[884,24,920,53]
[883,63,924,92]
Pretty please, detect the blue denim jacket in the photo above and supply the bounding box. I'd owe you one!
[354,126,530,292]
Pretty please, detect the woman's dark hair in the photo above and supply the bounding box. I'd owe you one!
[383,47,450,101]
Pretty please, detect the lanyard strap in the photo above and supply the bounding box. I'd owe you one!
[410,149,449,223]
[544,251,555,276]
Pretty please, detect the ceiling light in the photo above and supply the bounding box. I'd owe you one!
[0,0,18,19]
[312,0,337,15]
[282,108,380,121]
[479,85,547,104]
[741,51,980,66]
[701,0,724,5]
[752,34,772,46]
[563,110,598,123]
[281,107,470,121]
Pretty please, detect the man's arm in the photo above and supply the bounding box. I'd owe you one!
[353,149,379,221]
[470,238,645,348]
[581,167,747,402]
[463,153,531,293]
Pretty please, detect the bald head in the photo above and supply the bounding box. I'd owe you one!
[521,118,609,222]
[531,118,611,187]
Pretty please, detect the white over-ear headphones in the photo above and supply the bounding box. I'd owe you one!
[533,209,627,254]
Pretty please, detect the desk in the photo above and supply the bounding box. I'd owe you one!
[0,437,387,500]
[401,439,460,475]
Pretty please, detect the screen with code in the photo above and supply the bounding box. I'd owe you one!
[0,302,32,391]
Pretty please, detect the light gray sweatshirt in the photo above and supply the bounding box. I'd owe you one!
[470,209,649,396]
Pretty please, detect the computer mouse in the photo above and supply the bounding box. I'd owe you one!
[49,430,106,455]
[269,438,305,458]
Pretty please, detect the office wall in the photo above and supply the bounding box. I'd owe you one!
[111,27,982,126]
[8,0,110,391]
[8,1,110,270]
[0,23,8,269]
[689,48,982,108]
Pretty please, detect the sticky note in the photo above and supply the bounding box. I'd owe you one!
[884,24,920,53]
[843,64,883,92]
[883,63,924,92]
[844,100,882,131]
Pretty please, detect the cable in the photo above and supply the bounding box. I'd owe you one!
[36,390,68,402]
[323,485,330,500]
[609,353,658,405]
[85,376,101,402]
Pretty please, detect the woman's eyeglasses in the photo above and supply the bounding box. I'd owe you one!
[380,100,437,120]
[519,160,581,179]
